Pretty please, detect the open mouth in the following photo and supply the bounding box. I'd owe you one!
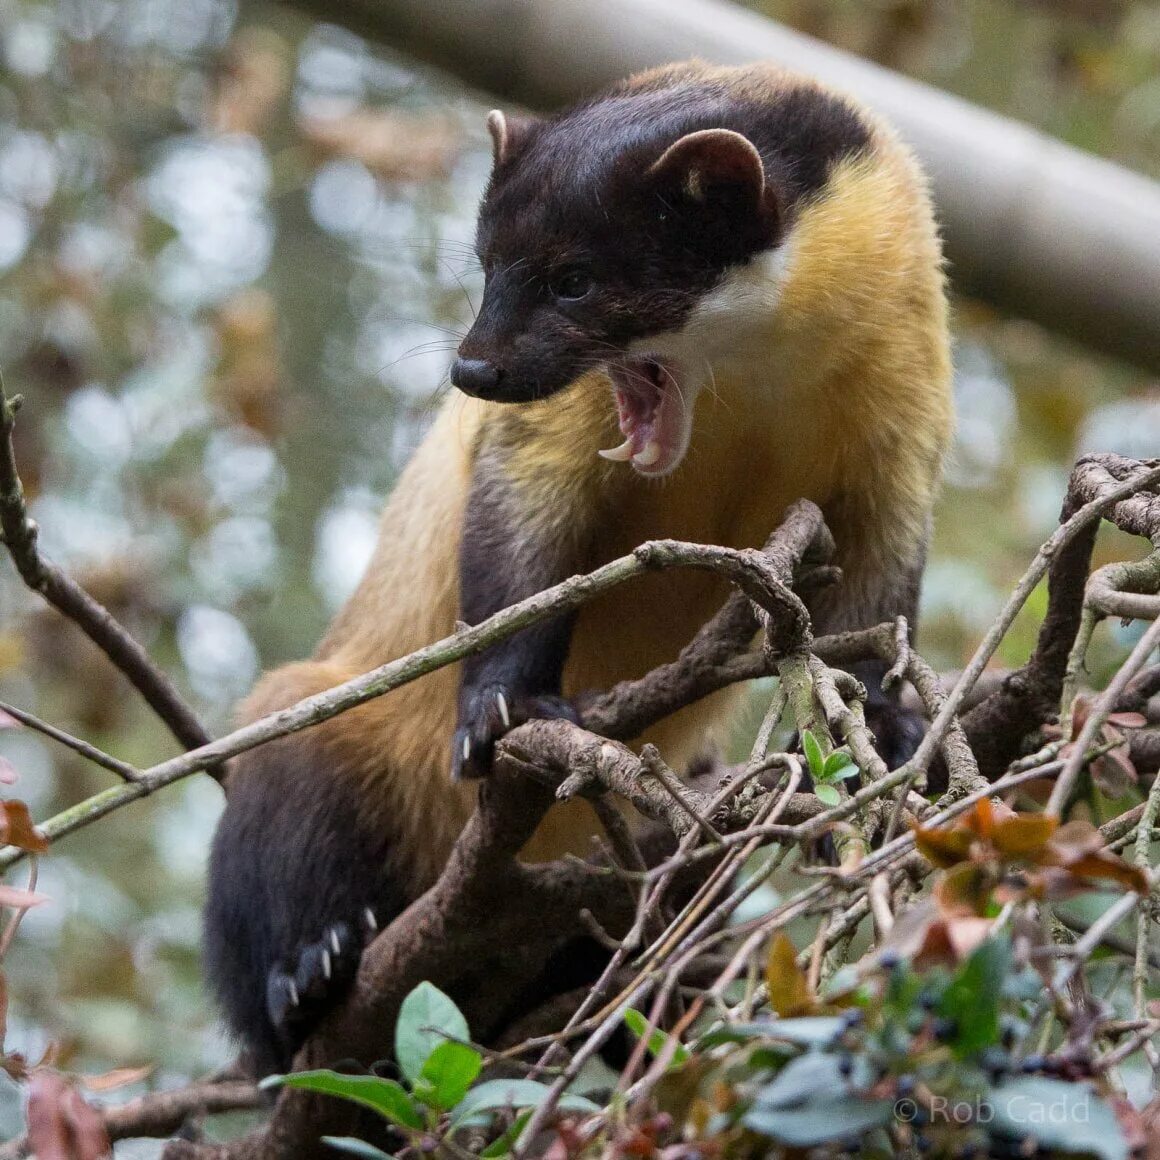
[598,356,693,477]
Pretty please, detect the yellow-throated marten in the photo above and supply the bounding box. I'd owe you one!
[205,60,953,1075]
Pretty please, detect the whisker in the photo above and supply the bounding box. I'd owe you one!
[378,316,467,339]
[434,255,481,322]
[374,341,459,377]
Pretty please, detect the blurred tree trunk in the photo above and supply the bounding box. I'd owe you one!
[262,0,1160,373]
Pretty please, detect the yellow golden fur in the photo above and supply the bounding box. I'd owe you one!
[234,61,952,896]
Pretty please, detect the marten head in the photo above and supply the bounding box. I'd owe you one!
[451,72,869,475]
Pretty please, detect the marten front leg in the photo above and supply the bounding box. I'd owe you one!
[451,455,588,780]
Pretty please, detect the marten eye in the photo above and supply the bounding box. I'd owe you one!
[551,269,594,302]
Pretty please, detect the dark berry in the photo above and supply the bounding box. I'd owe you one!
[933,1017,957,1041]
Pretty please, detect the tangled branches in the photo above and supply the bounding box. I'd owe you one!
[0,401,1158,1158]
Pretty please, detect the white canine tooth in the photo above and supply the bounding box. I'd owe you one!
[496,691,511,730]
[364,907,378,931]
[462,735,471,762]
[287,979,299,1007]
[633,440,662,468]
[322,948,332,980]
[329,928,341,954]
[597,438,634,462]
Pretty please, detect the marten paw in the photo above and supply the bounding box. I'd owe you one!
[265,911,378,1053]
[452,685,579,780]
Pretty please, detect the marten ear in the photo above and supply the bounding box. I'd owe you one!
[648,128,766,207]
[486,109,535,167]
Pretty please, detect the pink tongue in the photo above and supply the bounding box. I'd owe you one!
[599,363,684,474]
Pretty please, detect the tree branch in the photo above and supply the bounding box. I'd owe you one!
[0,382,211,758]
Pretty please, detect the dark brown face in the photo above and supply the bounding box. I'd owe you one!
[451,89,787,405]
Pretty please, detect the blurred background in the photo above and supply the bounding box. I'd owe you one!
[0,0,1157,1140]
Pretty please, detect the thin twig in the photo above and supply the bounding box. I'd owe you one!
[0,700,140,782]
[1048,617,1160,815]
[915,462,1160,775]
[0,381,210,756]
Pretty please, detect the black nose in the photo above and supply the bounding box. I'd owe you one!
[451,358,503,398]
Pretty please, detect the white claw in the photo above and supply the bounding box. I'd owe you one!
[322,948,332,981]
[287,979,299,1007]
[364,907,378,932]
[633,440,662,468]
[496,691,511,730]
[597,438,633,462]
[329,928,341,954]
[462,734,471,762]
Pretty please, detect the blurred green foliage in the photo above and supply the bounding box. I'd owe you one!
[0,0,1156,1134]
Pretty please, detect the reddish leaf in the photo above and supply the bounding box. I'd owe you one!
[989,814,1058,857]
[765,932,813,1017]
[1065,852,1149,893]
[0,801,48,853]
[912,823,974,869]
[1091,747,1138,798]
[944,915,993,962]
[1039,866,1107,901]
[0,757,17,785]
[0,884,48,910]
[966,797,1018,837]
[1071,695,1092,738]
[877,898,938,962]
[909,917,956,969]
[81,1065,153,1092]
[933,862,993,916]
[1110,1094,1147,1155]
[26,1070,111,1159]
[967,797,996,838]
[0,709,21,730]
[1107,712,1148,729]
[1137,1091,1160,1160]
[1,1052,30,1082]
[1047,820,1105,861]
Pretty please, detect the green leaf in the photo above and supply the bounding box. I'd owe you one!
[274,1072,423,1131]
[822,751,856,779]
[756,1051,850,1107]
[451,1079,599,1128]
[768,1017,849,1046]
[746,1054,888,1146]
[802,730,825,777]
[744,1097,894,1145]
[623,1009,691,1065]
[747,1045,799,1071]
[938,936,1010,1057]
[699,1016,845,1050]
[820,965,861,999]
[395,981,470,1086]
[321,1138,397,1159]
[987,1078,1126,1160]
[479,1110,533,1158]
[418,1040,483,1111]
[815,783,841,807]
